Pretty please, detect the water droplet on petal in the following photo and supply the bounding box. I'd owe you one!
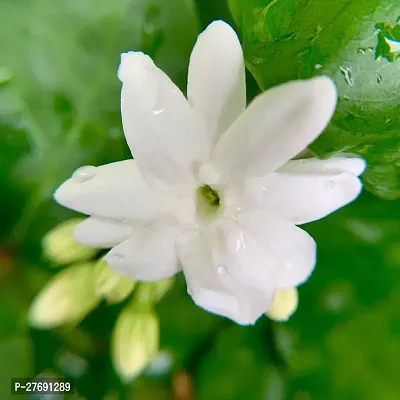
[152,109,164,115]
[107,254,124,265]
[72,166,97,182]
[117,217,127,224]
[285,262,293,270]
[357,48,365,55]
[324,180,335,190]
[217,265,227,275]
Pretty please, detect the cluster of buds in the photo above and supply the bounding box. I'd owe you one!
[30,219,174,382]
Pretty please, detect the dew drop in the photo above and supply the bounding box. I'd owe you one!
[285,262,293,270]
[217,265,227,275]
[357,48,365,55]
[152,109,164,115]
[343,94,350,100]
[314,63,323,70]
[107,254,124,265]
[72,166,97,182]
[376,73,383,83]
[339,66,354,86]
[262,186,271,195]
[324,180,335,190]
[117,217,127,223]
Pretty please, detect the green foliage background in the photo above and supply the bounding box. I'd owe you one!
[0,0,399,398]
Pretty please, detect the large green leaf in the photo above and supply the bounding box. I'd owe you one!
[229,0,400,199]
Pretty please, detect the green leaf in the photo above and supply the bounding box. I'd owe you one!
[228,0,400,199]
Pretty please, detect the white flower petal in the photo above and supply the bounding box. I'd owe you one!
[187,20,246,145]
[279,156,367,176]
[119,52,209,187]
[73,217,133,248]
[213,77,337,181]
[236,211,316,289]
[176,226,275,325]
[54,160,173,221]
[244,171,362,225]
[177,211,315,324]
[105,220,183,281]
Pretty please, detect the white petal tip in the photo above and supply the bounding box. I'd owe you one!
[328,155,367,176]
[311,75,337,104]
[118,51,154,82]
[53,182,70,208]
[353,158,367,176]
[200,20,240,44]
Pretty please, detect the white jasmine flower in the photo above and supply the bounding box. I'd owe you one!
[54,21,365,325]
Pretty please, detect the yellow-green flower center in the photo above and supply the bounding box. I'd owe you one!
[196,184,220,221]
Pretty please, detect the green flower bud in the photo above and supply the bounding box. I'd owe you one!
[112,305,159,383]
[266,288,298,322]
[93,260,135,304]
[29,263,100,329]
[42,218,97,266]
[152,277,175,302]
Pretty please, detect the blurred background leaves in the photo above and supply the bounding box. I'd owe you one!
[0,0,399,399]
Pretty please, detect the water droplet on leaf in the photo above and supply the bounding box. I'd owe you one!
[72,166,97,182]
[339,66,354,86]
[376,73,383,83]
[314,64,323,70]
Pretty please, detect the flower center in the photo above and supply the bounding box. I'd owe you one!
[196,184,221,221]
